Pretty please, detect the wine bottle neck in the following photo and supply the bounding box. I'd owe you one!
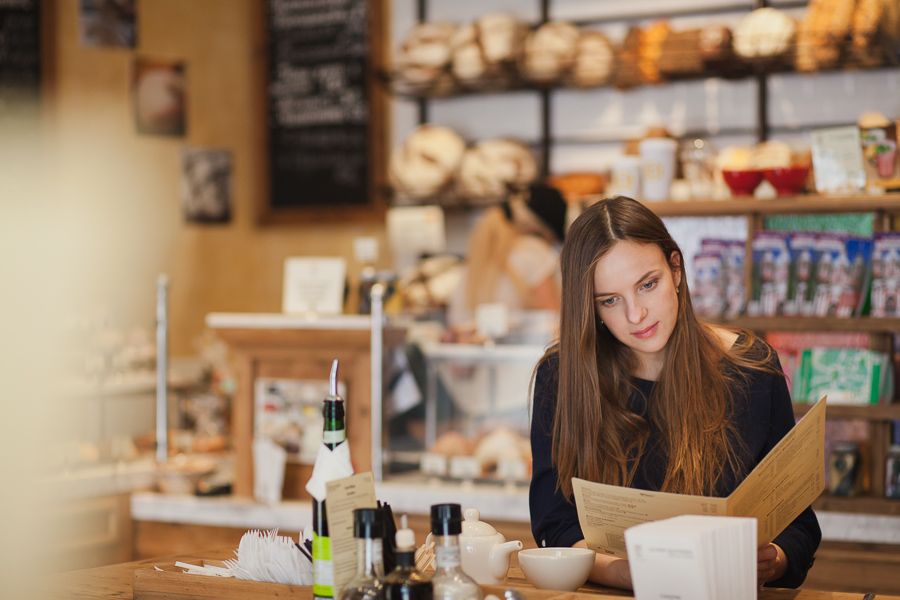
[323,399,346,449]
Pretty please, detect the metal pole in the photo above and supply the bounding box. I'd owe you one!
[370,283,385,481]
[155,274,168,464]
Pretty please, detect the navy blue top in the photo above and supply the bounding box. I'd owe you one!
[529,335,821,588]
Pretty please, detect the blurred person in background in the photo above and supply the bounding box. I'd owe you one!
[445,183,568,343]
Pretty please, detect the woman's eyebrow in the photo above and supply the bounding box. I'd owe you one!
[594,269,658,298]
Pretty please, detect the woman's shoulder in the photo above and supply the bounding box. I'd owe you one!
[536,349,560,378]
[708,324,740,352]
[533,350,560,427]
[715,327,783,375]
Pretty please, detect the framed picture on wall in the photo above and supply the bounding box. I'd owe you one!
[256,0,387,224]
[80,0,136,49]
[181,146,232,224]
[132,57,186,137]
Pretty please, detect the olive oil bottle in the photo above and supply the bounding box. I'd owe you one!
[313,360,347,600]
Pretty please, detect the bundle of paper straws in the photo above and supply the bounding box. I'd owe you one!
[175,528,312,585]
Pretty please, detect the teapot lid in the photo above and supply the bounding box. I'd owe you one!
[460,508,499,537]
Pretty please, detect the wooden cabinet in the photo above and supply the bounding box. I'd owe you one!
[207,314,405,498]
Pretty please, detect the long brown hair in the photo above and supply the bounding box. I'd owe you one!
[549,196,776,499]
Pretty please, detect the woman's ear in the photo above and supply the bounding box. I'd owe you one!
[669,250,683,288]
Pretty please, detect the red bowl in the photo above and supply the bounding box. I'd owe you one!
[722,169,764,196]
[763,166,810,196]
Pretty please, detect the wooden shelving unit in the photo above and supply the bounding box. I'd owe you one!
[398,0,900,530]
[650,195,900,514]
[794,402,900,421]
[712,316,900,333]
[813,495,900,516]
[645,194,900,217]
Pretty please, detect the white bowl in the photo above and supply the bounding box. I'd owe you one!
[518,547,595,591]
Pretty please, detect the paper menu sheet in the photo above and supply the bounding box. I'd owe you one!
[326,472,378,600]
[573,396,826,558]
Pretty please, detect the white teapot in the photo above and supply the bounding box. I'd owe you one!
[458,507,523,585]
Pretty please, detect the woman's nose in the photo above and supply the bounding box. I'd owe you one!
[626,300,647,324]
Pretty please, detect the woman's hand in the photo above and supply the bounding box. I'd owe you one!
[757,543,787,585]
[573,541,633,590]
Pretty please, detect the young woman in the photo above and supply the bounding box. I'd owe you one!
[529,196,820,590]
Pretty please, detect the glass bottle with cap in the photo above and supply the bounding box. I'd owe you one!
[342,508,386,600]
[383,515,433,600]
[429,503,483,600]
[313,360,347,600]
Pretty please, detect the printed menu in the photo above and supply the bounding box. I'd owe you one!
[573,396,826,558]
[326,472,378,600]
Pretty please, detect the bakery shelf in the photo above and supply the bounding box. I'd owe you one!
[643,193,900,217]
[793,402,900,421]
[813,494,900,516]
[710,315,900,333]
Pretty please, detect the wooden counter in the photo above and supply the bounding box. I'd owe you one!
[44,547,900,600]
[207,313,405,498]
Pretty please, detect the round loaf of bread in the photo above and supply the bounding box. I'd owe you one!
[395,22,457,87]
[699,25,733,61]
[519,21,580,83]
[733,7,795,59]
[450,23,490,83]
[477,12,527,64]
[389,125,466,198]
[451,13,527,88]
[457,138,538,199]
[568,30,615,87]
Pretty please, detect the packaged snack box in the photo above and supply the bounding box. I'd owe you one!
[859,111,900,190]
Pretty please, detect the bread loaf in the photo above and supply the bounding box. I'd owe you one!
[568,30,615,87]
[613,26,643,89]
[519,21,580,84]
[477,12,527,64]
[395,22,457,90]
[658,29,705,78]
[638,21,671,83]
[734,7,796,59]
[457,138,538,199]
[450,14,526,88]
[852,0,900,66]
[389,124,466,198]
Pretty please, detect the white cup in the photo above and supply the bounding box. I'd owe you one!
[639,137,678,201]
[610,155,642,199]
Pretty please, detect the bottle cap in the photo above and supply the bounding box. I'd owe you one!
[354,508,383,539]
[395,514,415,550]
[430,503,462,536]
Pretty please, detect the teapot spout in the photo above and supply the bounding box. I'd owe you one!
[490,540,524,579]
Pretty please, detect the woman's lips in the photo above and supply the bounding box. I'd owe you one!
[632,322,659,339]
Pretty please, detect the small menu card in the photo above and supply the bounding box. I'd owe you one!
[810,126,866,194]
[326,472,378,600]
[282,256,347,314]
[626,515,756,600]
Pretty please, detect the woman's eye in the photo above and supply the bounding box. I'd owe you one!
[599,297,617,307]
[642,279,659,291]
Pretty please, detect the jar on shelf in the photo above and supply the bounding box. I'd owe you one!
[886,444,900,500]
[828,442,862,497]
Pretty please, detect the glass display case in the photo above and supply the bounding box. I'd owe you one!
[382,339,547,488]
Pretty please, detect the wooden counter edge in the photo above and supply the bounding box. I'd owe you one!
[129,562,900,600]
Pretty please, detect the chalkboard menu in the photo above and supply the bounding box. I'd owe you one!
[0,0,39,97]
[266,0,370,211]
